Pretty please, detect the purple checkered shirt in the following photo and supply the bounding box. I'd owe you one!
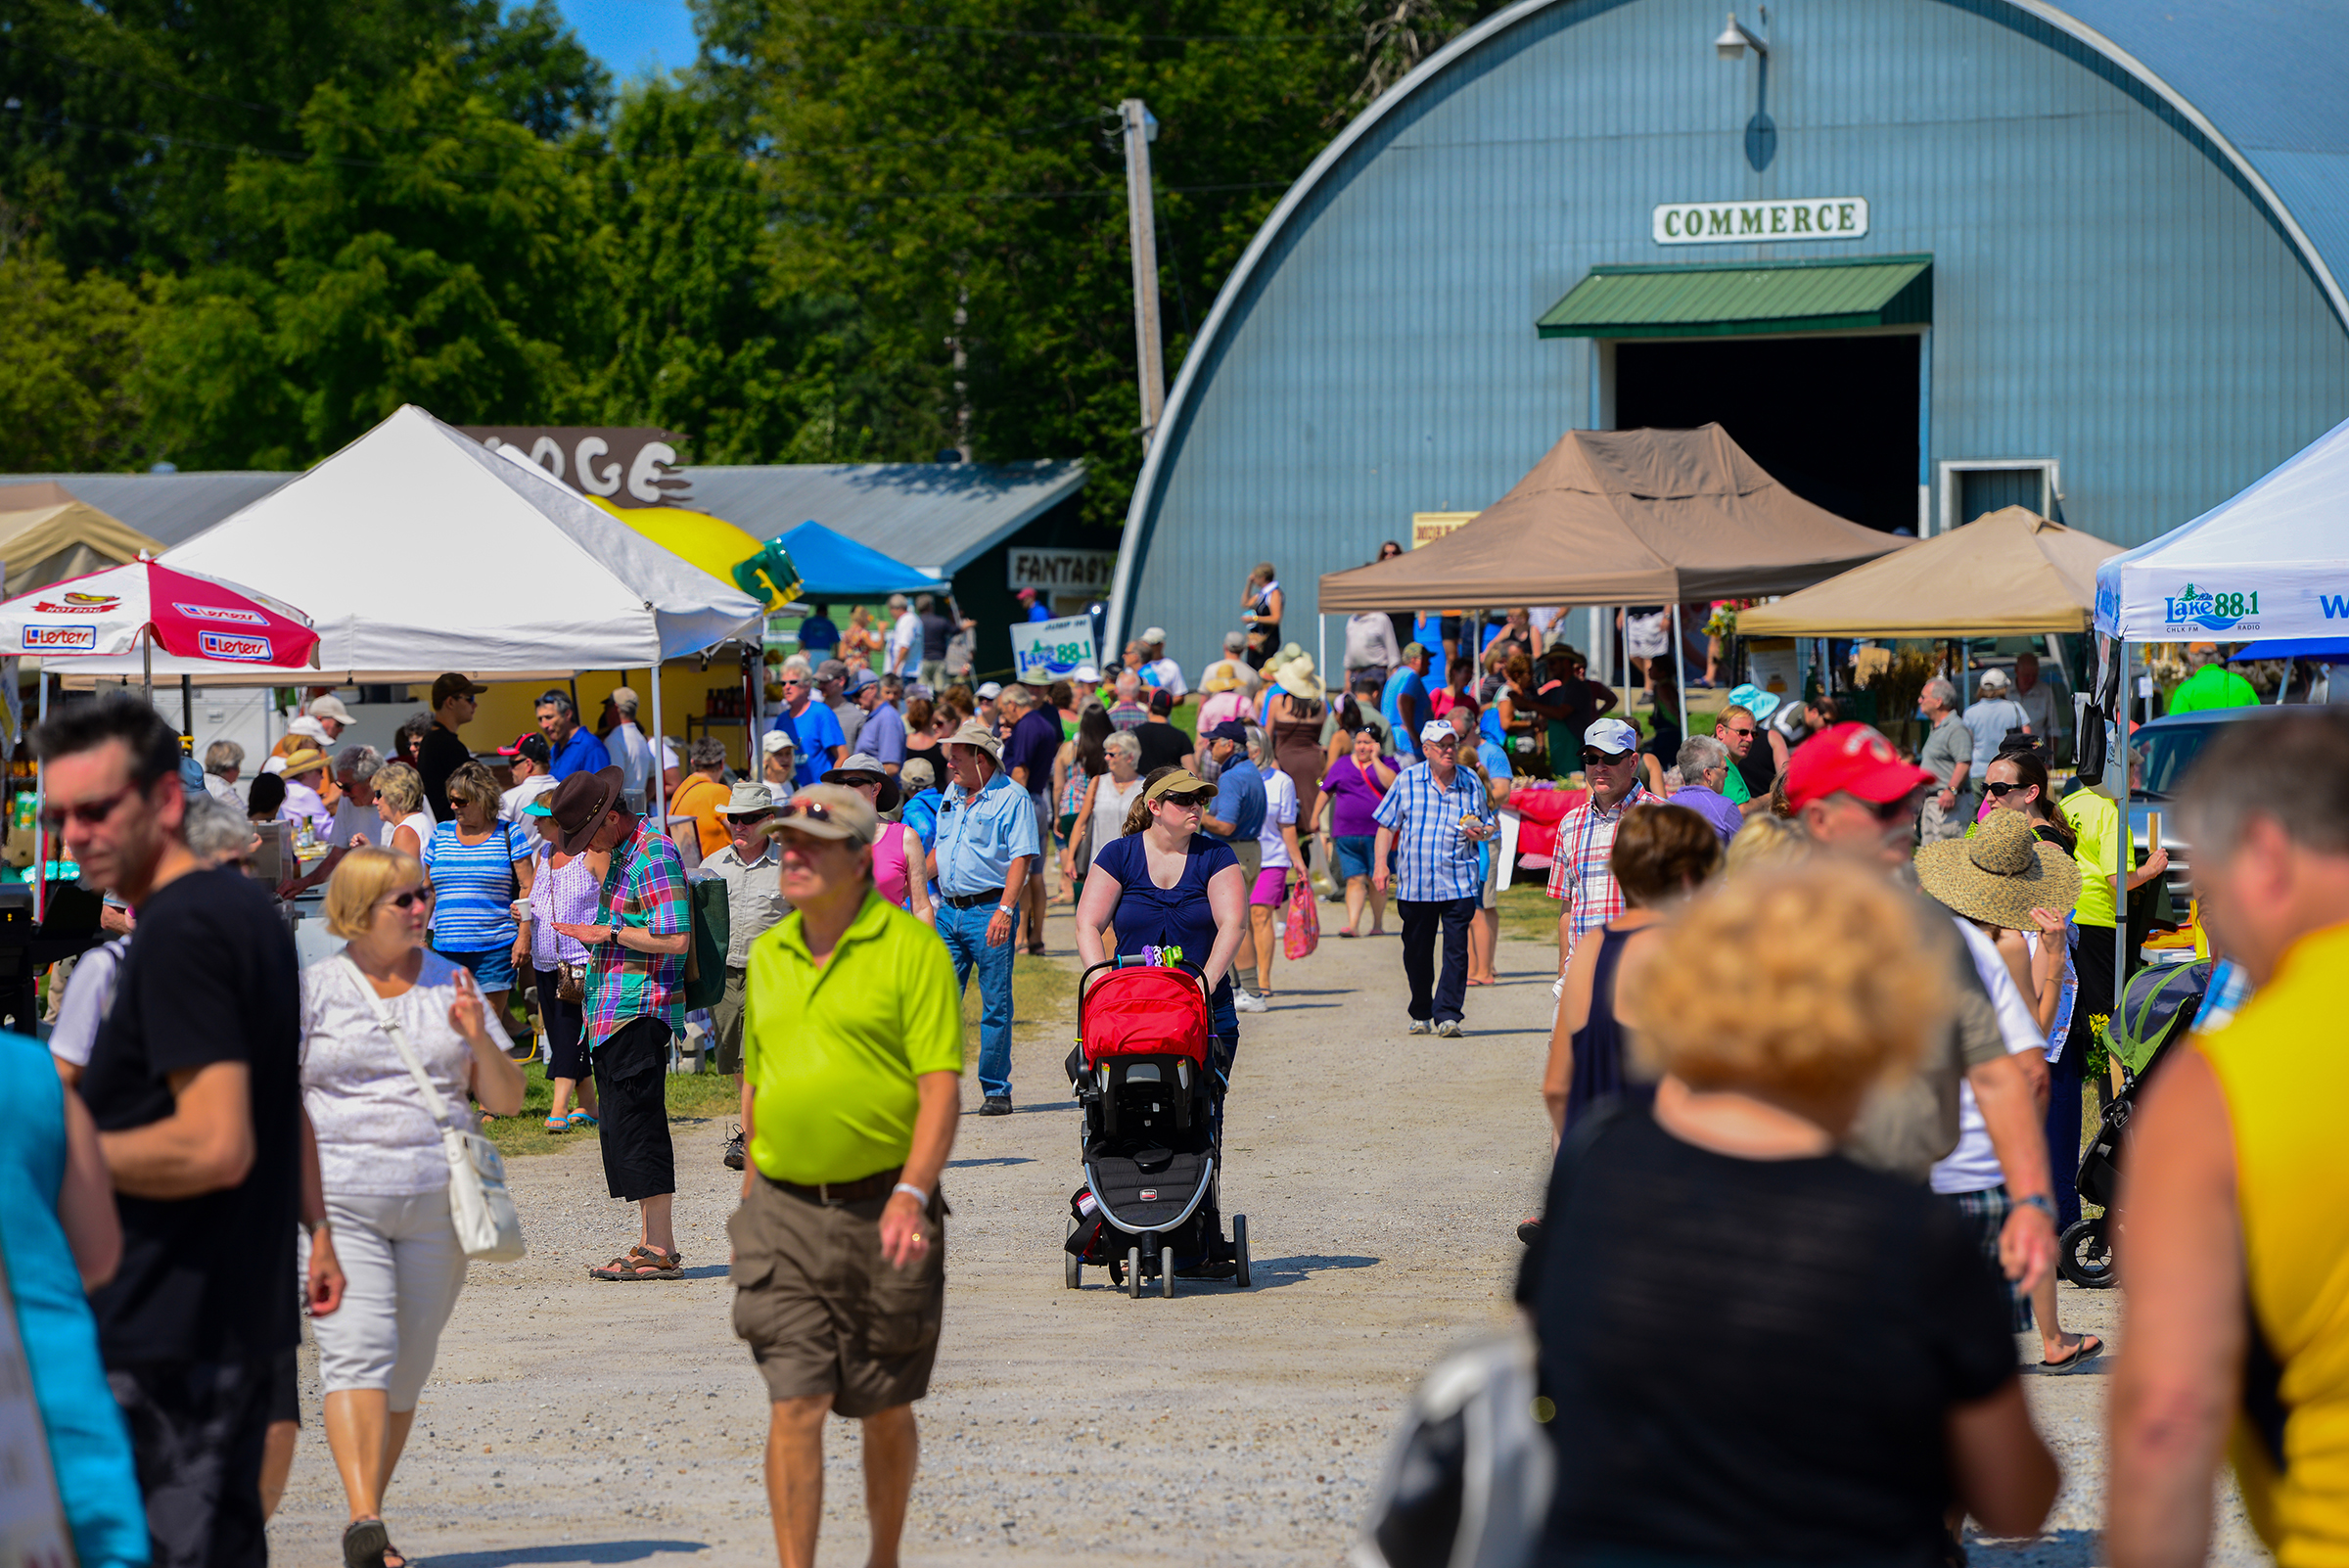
[584,821,689,1047]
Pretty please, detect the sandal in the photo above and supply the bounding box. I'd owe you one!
[589,1245,683,1281]
[566,1110,599,1128]
[542,1116,571,1132]
[344,1518,389,1568]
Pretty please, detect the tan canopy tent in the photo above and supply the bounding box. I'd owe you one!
[1316,424,1905,611]
[1737,506,2122,637]
[0,482,165,597]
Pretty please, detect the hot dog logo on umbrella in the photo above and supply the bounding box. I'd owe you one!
[28,592,123,615]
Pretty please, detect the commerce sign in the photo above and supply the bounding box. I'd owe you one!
[461,426,691,506]
[1011,614,1097,684]
[20,624,94,652]
[197,630,275,662]
[1006,548,1119,596]
[2159,582,2264,635]
[1653,197,1870,245]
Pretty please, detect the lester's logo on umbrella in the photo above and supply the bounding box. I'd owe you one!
[30,592,121,615]
[197,629,273,662]
[21,624,96,651]
[173,602,269,626]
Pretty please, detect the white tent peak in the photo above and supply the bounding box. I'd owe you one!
[67,403,763,683]
[2096,414,2349,640]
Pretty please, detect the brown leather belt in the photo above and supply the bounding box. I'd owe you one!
[766,1166,903,1206]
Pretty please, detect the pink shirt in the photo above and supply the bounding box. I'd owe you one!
[871,821,914,909]
[1197,691,1249,731]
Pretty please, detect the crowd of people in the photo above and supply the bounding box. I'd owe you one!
[11,574,2344,1568]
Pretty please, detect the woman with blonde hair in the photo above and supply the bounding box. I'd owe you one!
[303,847,527,1568]
[422,761,533,1022]
[1518,862,2057,1563]
[368,761,435,859]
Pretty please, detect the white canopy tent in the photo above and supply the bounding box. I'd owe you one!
[64,404,763,685]
[60,403,764,831]
[2096,413,2349,640]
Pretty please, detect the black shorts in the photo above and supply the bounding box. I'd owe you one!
[592,1016,676,1202]
[1438,616,1463,641]
[267,1346,299,1426]
[536,967,590,1081]
[108,1358,275,1568]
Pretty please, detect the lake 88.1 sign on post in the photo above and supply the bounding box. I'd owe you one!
[1011,615,1097,684]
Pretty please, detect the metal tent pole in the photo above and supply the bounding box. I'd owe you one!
[649,666,668,830]
[2116,640,2132,1002]
[32,669,47,925]
[1670,602,1689,760]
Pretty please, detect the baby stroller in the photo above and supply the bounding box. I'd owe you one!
[2059,957,2213,1288]
[1062,958,1252,1298]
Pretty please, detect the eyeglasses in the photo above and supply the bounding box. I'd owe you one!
[1984,780,2025,798]
[379,887,436,910]
[1722,725,1756,738]
[1582,749,1633,766]
[39,783,140,831]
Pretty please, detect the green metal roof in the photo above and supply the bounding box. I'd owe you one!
[1536,254,1933,340]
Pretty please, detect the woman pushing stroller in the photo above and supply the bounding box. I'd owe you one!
[1074,766,1252,1276]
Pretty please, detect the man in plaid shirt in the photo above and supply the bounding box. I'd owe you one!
[547,765,693,1280]
[1547,717,1656,978]
[1373,719,1497,1037]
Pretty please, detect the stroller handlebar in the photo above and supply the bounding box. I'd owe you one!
[1076,958,1212,1037]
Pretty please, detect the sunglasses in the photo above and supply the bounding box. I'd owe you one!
[39,782,140,831]
[1582,749,1633,766]
[1156,791,1211,809]
[1722,725,1756,738]
[1856,794,1914,823]
[380,887,436,910]
[774,800,841,826]
[1984,780,2027,798]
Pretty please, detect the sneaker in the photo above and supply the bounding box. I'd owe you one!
[1232,990,1269,1014]
[1407,1019,1433,1036]
[722,1125,746,1172]
[979,1094,1014,1116]
[1435,1019,1463,1038]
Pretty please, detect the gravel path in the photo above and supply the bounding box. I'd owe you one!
[264,908,2265,1567]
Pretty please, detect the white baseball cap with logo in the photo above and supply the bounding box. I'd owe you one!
[1584,717,1641,757]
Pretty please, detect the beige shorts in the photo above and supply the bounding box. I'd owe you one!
[710,966,749,1076]
[728,1173,945,1416]
[1230,837,1263,885]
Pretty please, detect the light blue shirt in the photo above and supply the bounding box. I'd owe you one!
[934,768,1041,896]
[1372,760,1489,903]
[1383,668,1429,760]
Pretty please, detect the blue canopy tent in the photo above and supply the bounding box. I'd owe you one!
[771,520,946,600]
[2229,637,2349,661]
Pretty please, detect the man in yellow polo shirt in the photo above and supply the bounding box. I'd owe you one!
[729,782,961,1568]
[2108,713,2349,1566]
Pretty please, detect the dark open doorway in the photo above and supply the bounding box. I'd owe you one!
[1613,335,1919,532]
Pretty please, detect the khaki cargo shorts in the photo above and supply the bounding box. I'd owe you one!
[727,1172,945,1416]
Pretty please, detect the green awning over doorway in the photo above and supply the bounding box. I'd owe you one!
[1536,254,1932,340]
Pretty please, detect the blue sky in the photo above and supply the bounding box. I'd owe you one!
[552,0,701,80]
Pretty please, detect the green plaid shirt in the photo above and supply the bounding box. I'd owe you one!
[585,822,689,1046]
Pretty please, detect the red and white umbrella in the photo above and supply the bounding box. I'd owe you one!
[0,556,319,671]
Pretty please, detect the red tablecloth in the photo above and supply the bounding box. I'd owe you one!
[1505,782,1589,866]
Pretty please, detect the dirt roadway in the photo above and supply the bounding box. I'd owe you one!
[264,911,2264,1568]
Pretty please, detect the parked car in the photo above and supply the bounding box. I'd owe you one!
[2061,705,2280,909]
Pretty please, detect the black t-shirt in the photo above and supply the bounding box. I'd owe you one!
[1640,715,1682,768]
[1519,1109,2012,1566]
[920,611,953,662]
[80,866,304,1366]
[1733,735,1777,802]
[1134,719,1192,777]
[418,721,472,822]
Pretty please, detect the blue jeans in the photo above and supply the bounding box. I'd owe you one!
[940,901,1014,1096]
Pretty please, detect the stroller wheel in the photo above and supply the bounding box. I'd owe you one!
[1161,1256,1175,1298]
[2057,1216,2116,1289]
[1232,1215,1252,1289]
[1127,1246,1144,1300]
[1064,1217,1082,1290]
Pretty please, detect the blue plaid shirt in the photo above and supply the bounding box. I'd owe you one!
[1371,761,1490,902]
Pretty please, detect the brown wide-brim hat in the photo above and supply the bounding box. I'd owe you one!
[547,765,623,854]
[1913,808,2082,932]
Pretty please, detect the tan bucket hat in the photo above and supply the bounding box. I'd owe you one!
[1913,808,2082,931]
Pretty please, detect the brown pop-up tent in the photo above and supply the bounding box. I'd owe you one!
[0,482,165,596]
[1317,424,1905,610]
[1736,505,2122,636]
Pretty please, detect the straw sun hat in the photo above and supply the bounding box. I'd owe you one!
[1275,656,1325,701]
[1913,809,2082,932]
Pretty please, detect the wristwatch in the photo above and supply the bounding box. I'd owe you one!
[2014,1193,2057,1222]
[997,903,1015,915]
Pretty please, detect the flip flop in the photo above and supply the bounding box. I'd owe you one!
[2043,1335,2104,1370]
[542,1116,570,1132]
[344,1518,390,1568]
[1338,929,1358,939]
[566,1110,599,1128]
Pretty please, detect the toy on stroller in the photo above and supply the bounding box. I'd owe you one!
[1061,957,1251,1298]
[2059,957,2213,1288]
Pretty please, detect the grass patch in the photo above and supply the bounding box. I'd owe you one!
[960,950,1082,1052]
[1497,880,1558,945]
[484,1057,743,1158]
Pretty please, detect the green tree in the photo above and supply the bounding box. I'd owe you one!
[0,228,151,471]
[142,59,608,468]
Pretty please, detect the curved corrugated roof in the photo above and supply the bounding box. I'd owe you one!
[1106,0,2349,642]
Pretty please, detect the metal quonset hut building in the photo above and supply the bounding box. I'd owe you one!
[1106,0,2349,668]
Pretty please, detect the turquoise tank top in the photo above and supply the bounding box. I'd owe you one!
[0,1032,148,1567]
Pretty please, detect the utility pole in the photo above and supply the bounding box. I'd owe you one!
[1120,99,1167,453]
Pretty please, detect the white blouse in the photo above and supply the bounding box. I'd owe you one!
[299,950,508,1197]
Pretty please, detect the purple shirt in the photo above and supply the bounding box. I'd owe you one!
[1318,756,1393,838]
[1669,784,1744,844]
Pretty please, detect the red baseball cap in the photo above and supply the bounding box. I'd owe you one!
[1783,722,1934,811]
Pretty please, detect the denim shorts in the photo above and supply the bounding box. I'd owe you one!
[1331,834,1376,882]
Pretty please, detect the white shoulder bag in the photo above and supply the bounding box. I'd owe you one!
[340,956,528,1262]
